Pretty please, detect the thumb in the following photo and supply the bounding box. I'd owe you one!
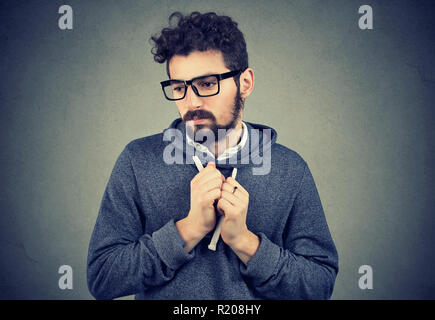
[207,162,216,168]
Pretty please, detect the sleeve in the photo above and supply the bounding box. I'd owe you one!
[86,145,194,300]
[239,163,339,299]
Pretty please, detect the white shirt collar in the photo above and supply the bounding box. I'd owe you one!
[186,122,248,161]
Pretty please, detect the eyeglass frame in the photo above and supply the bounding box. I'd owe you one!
[160,70,242,101]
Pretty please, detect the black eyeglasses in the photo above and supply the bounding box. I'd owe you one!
[160,70,242,101]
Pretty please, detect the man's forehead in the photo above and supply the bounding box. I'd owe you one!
[168,50,229,80]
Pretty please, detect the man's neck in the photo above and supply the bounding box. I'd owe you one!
[213,121,243,158]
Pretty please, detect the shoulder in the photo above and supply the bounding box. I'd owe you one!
[126,132,164,150]
[271,142,307,171]
[120,132,165,163]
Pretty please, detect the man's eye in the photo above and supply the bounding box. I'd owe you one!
[198,81,216,88]
[172,86,184,92]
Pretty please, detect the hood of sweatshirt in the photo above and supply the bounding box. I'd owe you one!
[164,118,277,175]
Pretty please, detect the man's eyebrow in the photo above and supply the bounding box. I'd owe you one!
[170,72,219,81]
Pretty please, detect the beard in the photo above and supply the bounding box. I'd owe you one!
[182,88,244,144]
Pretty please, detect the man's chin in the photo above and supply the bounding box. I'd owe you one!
[195,124,210,131]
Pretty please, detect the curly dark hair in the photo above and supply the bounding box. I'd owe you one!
[150,11,249,85]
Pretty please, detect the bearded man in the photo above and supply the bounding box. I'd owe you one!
[87,11,338,300]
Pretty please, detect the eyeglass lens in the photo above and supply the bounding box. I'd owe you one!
[164,75,219,100]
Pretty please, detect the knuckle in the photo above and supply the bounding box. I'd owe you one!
[208,189,220,201]
[211,180,220,190]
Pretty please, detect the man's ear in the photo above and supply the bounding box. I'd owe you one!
[239,68,254,99]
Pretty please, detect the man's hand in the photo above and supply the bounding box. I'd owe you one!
[189,162,225,234]
[217,177,250,244]
[176,162,224,252]
[217,177,260,264]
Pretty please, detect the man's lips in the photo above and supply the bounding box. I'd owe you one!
[191,117,208,124]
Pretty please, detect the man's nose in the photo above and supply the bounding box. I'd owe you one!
[185,85,203,109]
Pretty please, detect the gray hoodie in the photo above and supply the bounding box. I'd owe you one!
[87,118,338,299]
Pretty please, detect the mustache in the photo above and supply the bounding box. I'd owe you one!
[183,110,216,122]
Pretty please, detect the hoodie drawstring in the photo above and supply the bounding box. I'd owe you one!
[192,155,237,251]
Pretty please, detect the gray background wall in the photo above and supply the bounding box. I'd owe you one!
[1,0,434,299]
